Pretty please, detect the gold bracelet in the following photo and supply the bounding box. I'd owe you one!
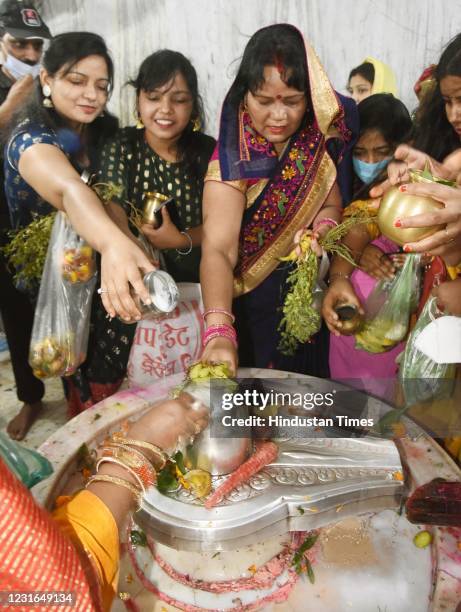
[111,433,168,470]
[86,474,142,506]
[328,271,351,285]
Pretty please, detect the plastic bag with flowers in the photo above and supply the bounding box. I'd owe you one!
[29,211,96,378]
[355,253,421,353]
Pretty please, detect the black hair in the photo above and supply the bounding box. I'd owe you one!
[227,24,309,108]
[348,62,375,87]
[129,49,205,177]
[353,94,412,199]
[358,93,413,146]
[413,33,461,161]
[4,32,118,156]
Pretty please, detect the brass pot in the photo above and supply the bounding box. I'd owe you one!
[334,302,364,335]
[377,171,444,246]
[142,191,169,227]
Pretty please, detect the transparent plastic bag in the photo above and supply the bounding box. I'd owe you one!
[399,297,456,406]
[0,431,53,488]
[29,212,96,378]
[355,253,420,353]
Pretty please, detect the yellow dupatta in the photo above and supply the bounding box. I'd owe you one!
[364,56,398,97]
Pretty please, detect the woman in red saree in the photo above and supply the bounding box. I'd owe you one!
[200,24,357,375]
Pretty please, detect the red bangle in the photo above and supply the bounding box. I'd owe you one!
[203,324,238,348]
[203,308,235,324]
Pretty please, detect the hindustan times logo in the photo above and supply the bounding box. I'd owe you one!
[221,389,335,412]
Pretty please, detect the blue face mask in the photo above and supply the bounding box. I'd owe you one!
[353,157,391,185]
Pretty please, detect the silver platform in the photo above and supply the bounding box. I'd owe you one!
[135,436,404,551]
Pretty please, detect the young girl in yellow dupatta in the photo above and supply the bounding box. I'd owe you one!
[347,57,398,104]
[200,24,358,375]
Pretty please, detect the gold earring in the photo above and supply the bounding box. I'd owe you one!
[192,117,201,132]
[133,107,144,129]
[42,84,53,108]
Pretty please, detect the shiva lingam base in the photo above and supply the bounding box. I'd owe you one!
[135,436,404,551]
[127,435,404,610]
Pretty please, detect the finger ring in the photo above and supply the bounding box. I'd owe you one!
[97,287,111,294]
[190,399,204,412]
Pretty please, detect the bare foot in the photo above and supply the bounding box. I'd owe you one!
[7,401,44,441]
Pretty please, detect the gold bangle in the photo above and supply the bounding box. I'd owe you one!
[96,457,146,493]
[86,474,142,506]
[102,444,157,487]
[111,433,168,470]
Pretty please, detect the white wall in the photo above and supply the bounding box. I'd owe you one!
[39,0,461,135]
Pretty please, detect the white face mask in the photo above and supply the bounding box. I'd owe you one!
[3,53,40,80]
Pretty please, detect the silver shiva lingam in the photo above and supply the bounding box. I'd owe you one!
[134,379,404,551]
[129,376,406,610]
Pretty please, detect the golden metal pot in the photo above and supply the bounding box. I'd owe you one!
[142,191,169,227]
[377,172,444,246]
[334,302,364,335]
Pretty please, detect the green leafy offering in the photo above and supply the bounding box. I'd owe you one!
[305,558,315,584]
[130,530,147,547]
[156,463,179,493]
[410,162,456,187]
[156,451,185,493]
[292,531,319,580]
[75,443,96,471]
[1,181,122,288]
[376,407,407,435]
[173,450,186,475]
[92,181,124,203]
[278,214,370,355]
[2,212,56,289]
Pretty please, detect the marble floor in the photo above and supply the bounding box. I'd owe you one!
[0,354,67,450]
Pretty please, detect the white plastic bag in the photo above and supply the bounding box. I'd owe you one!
[127,282,204,387]
[29,212,96,378]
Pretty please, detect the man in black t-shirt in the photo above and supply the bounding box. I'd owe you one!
[0,0,51,440]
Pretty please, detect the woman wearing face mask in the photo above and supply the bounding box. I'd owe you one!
[322,94,412,398]
[62,50,215,415]
[200,24,357,375]
[4,32,154,435]
[347,58,398,104]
